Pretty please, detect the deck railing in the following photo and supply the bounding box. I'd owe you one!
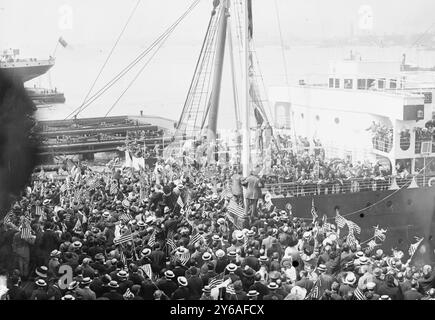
[264,173,435,197]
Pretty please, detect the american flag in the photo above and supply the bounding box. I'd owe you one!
[180,250,190,266]
[119,213,133,223]
[110,183,118,195]
[305,280,320,300]
[374,226,387,242]
[147,229,157,247]
[208,275,224,288]
[228,199,245,219]
[347,220,361,235]
[409,237,424,257]
[166,231,177,252]
[188,232,204,247]
[366,239,378,251]
[335,213,347,229]
[346,230,358,247]
[177,196,184,208]
[353,286,367,300]
[114,231,134,245]
[35,206,44,216]
[226,284,236,295]
[89,178,102,190]
[3,212,13,226]
[220,187,232,200]
[60,183,67,193]
[310,199,318,222]
[20,222,32,240]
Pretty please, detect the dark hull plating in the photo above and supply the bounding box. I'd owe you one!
[272,186,435,258]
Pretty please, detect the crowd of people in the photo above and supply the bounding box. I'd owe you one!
[366,121,393,153]
[0,157,434,301]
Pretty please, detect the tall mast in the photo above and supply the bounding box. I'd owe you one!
[241,0,251,176]
[206,0,229,143]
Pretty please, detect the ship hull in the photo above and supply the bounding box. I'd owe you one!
[1,64,54,82]
[271,186,435,259]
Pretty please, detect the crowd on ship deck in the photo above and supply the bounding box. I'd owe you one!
[366,121,393,153]
[0,158,434,301]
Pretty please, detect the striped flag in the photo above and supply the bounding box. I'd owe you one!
[264,201,273,211]
[119,213,133,223]
[228,199,245,219]
[409,237,424,257]
[243,235,249,250]
[188,232,204,247]
[354,286,367,300]
[335,213,347,229]
[20,223,32,240]
[110,183,118,195]
[220,187,232,200]
[346,230,358,247]
[208,275,224,288]
[114,231,134,245]
[226,284,236,295]
[35,206,44,216]
[147,229,156,247]
[305,280,320,300]
[180,250,191,266]
[167,231,176,252]
[367,239,378,251]
[60,183,67,193]
[374,226,387,242]
[89,178,102,190]
[177,196,184,208]
[3,213,13,226]
[347,220,361,234]
[310,199,318,222]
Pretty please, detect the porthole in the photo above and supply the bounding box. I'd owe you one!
[315,115,320,121]
[334,117,340,124]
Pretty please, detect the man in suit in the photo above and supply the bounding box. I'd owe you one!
[7,276,27,300]
[241,167,264,221]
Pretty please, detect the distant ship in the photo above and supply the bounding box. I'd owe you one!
[0,48,55,82]
[0,48,66,106]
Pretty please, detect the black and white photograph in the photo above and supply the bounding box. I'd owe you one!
[1,0,435,306]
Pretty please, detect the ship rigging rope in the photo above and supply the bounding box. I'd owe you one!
[75,0,142,117]
[64,0,201,120]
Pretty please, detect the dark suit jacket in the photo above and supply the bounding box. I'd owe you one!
[7,286,27,300]
[241,175,263,200]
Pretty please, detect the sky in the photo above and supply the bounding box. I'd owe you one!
[1,0,435,50]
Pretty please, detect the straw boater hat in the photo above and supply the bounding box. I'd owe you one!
[202,252,212,261]
[61,295,76,300]
[267,282,279,290]
[141,248,151,257]
[108,281,119,289]
[343,272,357,285]
[164,270,175,279]
[81,277,92,285]
[215,249,225,258]
[202,286,212,294]
[35,279,47,287]
[36,266,48,278]
[177,276,188,287]
[247,290,259,297]
[226,263,237,273]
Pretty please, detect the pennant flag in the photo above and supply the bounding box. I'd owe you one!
[310,199,318,222]
[177,196,184,208]
[374,226,387,242]
[58,36,68,48]
[409,237,424,258]
[73,218,82,232]
[141,264,153,279]
[147,229,156,247]
[335,212,347,229]
[113,231,134,245]
[353,286,367,300]
[228,199,245,219]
